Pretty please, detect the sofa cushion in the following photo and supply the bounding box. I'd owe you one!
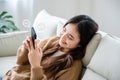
[82,33,102,66]
[88,34,120,80]
[33,9,67,39]
[82,69,107,80]
[0,31,30,57]
[0,56,16,79]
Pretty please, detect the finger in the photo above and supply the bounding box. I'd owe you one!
[36,39,40,43]
[29,36,34,50]
[23,36,31,51]
[25,38,31,51]
[27,43,31,51]
[39,48,43,55]
[35,39,37,49]
[23,39,28,47]
[38,48,43,61]
[35,43,40,54]
[35,39,40,48]
[23,41,27,48]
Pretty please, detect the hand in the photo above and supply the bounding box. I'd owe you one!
[24,36,43,68]
[22,36,30,49]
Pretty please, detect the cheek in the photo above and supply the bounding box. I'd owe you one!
[67,40,80,48]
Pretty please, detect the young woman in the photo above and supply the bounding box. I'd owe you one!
[4,15,98,80]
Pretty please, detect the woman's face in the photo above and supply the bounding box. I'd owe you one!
[59,23,80,50]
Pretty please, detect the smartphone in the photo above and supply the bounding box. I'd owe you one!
[31,27,37,49]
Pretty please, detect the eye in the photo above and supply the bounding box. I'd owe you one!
[68,34,73,40]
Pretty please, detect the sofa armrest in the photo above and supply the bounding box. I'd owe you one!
[0,31,30,57]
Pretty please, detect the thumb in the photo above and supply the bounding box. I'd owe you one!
[35,39,40,48]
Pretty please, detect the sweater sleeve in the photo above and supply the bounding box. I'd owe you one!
[30,67,47,80]
[16,45,29,65]
[55,60,82,80]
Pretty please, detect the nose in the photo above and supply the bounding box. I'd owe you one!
[61,33,67,41]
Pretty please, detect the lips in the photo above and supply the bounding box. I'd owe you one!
[61,40,66,45]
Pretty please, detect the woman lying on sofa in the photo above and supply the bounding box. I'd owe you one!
[3,15,98,80]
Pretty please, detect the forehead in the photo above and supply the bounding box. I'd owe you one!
[65,24,80,38]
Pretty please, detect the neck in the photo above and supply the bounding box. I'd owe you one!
[59,47,70,53]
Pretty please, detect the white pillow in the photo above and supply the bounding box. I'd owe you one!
[34,21,57,39]
[88,34,120,80]
[82,69,107,80]
[56,21,66,36]
[0,31,30,57]
[33,9,67,39]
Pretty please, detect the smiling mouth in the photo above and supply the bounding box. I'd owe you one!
[61,40,66,44]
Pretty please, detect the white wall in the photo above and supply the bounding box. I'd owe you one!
[0,0,33,30]
[32,0,120,37]
[0,0,120,37]
[32,0,80,19]
[91,0,120,37]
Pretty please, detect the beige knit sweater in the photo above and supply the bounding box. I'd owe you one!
[3,36,82,80]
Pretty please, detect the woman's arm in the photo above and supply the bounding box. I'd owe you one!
[26,36,48,80]
[30,67,47,80]
[55,60,82,80]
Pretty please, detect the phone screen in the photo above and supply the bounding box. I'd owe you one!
[31,27,37,48]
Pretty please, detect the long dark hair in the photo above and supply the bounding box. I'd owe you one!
[64,15,98,60]
[43,15,98,79]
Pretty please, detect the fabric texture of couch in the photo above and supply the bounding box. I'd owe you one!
[0,10,120,80]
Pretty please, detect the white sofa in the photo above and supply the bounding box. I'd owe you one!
[0,10,120,80]
[0,31,30,80]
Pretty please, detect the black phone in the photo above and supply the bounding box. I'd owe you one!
[31,27,37,49]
